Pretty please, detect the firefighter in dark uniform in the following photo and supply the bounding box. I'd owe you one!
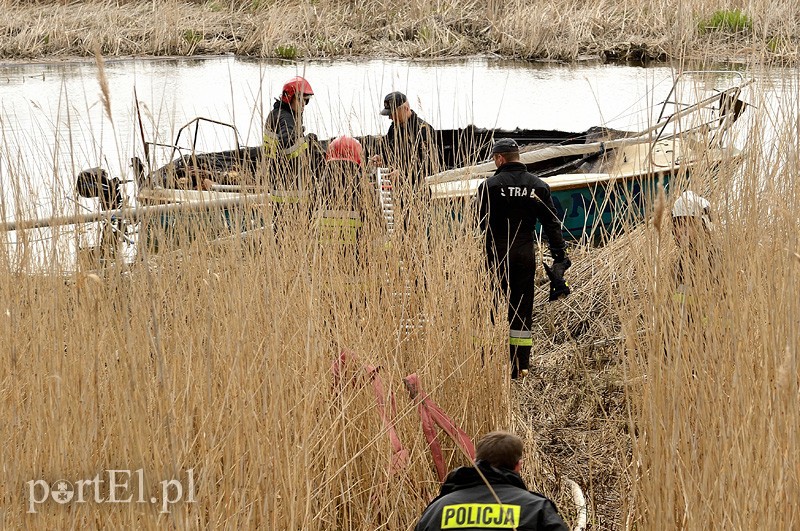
[263,76,323,214]
[671,190,714,292]
[415,431,568,531]
[476,138,571,380]
[316,135,366,269]
[670,190,716,329]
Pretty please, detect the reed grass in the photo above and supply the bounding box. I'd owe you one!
[613,83,800,528]
[0,101,522,527]
[509,73,799,528]
[0,0,798,63]
[1,62,798,529]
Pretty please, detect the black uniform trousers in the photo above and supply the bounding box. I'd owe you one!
[489,245,535,379]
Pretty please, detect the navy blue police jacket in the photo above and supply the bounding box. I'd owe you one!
[415,461,568,531]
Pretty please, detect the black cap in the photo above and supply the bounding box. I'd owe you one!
[491,138,520,154]
[380,91,408,116]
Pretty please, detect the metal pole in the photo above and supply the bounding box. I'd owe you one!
[1,194,270,232]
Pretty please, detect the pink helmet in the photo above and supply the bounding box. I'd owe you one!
[326,136,363,165]
[281,76,314,104]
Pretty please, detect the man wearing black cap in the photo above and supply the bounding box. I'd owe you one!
[476,138,571,380]
[374,91,440,191]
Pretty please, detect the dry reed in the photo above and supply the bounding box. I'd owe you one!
[0,128,516,527]
[0,0,798,63]
[1,62,798,530]
[512,73,799,528]
[614,82,800,528]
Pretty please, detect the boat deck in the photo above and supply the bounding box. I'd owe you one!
[430,138,738,200]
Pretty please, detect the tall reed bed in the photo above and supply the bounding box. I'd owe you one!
[0,0,797,62]
[613,76,800,528]
[504,72,798,529]
[2,62,798,529]
[0,134,523,527]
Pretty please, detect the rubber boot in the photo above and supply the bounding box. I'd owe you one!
[510,345,531,380]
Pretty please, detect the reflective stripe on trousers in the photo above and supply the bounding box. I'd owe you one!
[509,329,533,347]
[270,189,309,204]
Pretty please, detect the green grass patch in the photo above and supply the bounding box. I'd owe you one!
[699,9,753,34]
[767,36,789,54]
[275,44,298,59]
[183,29,202,44]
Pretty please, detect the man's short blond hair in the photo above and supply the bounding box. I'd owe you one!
[475,431,524,470]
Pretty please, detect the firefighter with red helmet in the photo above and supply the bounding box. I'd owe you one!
[264,76,323,209]
[316,136,366,266]
[326,136,362,165]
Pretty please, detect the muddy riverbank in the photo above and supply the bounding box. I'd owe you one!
[0,0,797,64]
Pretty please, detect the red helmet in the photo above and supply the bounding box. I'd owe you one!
[326,136,363,165]
[281,76,314,104]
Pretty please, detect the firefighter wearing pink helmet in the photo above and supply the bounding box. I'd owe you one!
[316,136,366,267]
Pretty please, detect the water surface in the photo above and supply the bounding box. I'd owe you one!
[1,56,747,205]
[0,56,786,268]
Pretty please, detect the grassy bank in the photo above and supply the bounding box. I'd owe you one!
[0,0,798,63]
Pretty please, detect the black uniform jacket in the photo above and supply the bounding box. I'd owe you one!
[476,161,566,264]
[264,100,326,187]
[264,100,304,156]
[385,111,440,186]
[415,461,569,531]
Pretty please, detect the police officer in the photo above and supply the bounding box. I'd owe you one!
[415,431,568,531]
[476,138,571,380]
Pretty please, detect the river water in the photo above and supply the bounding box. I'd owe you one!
[0,57,757,204]
[0,56,791,267]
